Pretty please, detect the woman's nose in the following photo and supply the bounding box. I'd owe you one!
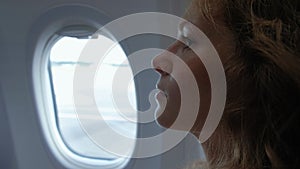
[152,42,179,75]
[152,50,173,76]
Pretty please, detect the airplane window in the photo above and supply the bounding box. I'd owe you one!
[48,36,137,160]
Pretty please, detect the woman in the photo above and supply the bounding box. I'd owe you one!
[152,0,300,168]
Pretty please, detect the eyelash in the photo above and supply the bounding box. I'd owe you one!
[182,37,192,50]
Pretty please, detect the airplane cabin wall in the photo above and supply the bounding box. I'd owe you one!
[0,1,202,169]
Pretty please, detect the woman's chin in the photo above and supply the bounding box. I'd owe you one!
[155,114,173,129]
[154,108,179,130]
[155,110,194,132]
[154,106,167,128]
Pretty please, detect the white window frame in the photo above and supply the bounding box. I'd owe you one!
[30,5,136,169]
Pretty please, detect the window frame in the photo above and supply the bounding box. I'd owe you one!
[30,5,137,169]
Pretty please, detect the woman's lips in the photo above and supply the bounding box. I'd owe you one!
[155,89,167,100]
[156,80,168,100]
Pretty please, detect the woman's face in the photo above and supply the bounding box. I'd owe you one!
[152,2,234,136]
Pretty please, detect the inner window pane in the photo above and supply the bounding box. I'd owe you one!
[49,36,137,159]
